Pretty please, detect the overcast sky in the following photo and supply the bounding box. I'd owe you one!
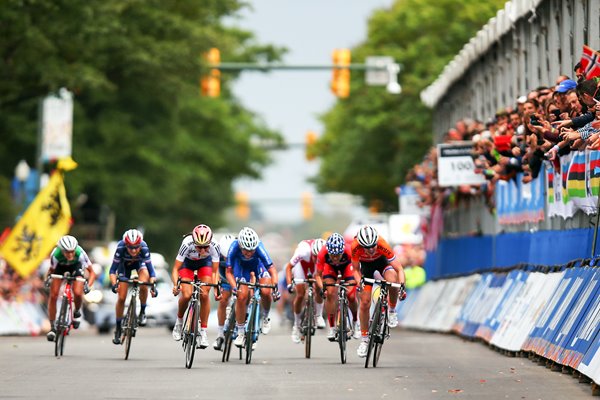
[230,0,395,223]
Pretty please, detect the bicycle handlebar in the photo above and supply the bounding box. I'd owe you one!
[50,274,86,283]
[238,281,277,290]
[363,277,404,289]
[117,277,155,286]
[177,279,221,297]
[292,278,317,285]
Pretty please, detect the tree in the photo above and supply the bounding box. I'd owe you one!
[314,0,505,211]
[0,0,285,253]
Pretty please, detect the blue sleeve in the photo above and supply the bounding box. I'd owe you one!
[141,242,156,278]
[109,245,124,275]
[571,112,595,129]
[256,242,273,268]
[227,241,240,268]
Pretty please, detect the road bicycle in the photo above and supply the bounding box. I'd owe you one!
[363,277,404,368]
[292,273,318,359]
[238,280,276,364]
[49,272,87,358]
[176,271,220,369]
[117,271,155,360]
[323,276,356,364]
[221,291,244,363]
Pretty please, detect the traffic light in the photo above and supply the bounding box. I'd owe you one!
[201,48,221,97]
[305,130,318,161]
[235,191,250,220]
[331,49,351,98]
[301,192,313,220]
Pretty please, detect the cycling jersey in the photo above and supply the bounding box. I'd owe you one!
[176,234,219,279]
[109,240,156,278]
[350,237,396,284]
[316,245,354,281]
[50,246,90,276]
[226,240,272,283]
[288,239,317,279]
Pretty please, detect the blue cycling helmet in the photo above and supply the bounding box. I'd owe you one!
[326,233,345,255]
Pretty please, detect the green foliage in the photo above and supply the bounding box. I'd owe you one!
[0,0,285,254]
[315,0,505,210]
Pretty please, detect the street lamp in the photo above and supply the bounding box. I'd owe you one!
[14,159,31,210]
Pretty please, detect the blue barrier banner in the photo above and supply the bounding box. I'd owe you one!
[453,273,507,338]
[475,269,529,343]
[556,267,600,368]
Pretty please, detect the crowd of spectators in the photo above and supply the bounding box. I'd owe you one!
[408,63,600,214]
[0,257,47,303]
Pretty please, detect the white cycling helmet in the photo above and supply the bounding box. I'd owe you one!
[311,238,325,256]
[123,229,143,247]
[219,234,236,256]
[238,227,259,251]
[58,235,78,252]
[356,225,378,248]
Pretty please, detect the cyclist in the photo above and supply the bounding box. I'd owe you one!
[285,238,326,343]
[315,232,359,342]
[225,227,279,348]
[171,224,220,349]
[109,229,157,345]
[351,225,405,358]
[212,233,236,351]
[45,235,96,341]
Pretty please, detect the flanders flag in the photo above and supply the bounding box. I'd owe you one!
[0,170,72,278]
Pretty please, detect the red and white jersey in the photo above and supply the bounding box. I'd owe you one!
[289,239,317,277]
[175,235,219,263]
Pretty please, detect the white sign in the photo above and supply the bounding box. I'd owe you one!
[41,88,73,161]
[388,213,423,245]
[437,142,486,187]
[365,56,394,86]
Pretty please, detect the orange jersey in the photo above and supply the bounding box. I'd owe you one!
[350,237,396,263]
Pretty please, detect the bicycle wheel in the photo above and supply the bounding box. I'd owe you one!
[373,307,387,368]
[222,301,236,363]
[185,301,199,369]
[305,296,314,359]
[365,298,382,368]
[124,295,136,360]
[245,301,258,364]
[55,296,69,357]
[337,298,347,364]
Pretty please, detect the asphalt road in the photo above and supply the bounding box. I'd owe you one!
[0,322,593,400]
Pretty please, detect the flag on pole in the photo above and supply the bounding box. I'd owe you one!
[580,45,600,80]
[0,170,72,278]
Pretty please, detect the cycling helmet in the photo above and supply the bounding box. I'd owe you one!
[325,233,345,255]
[238,227,259,251]
[123,229,143,247]
[311,238,325,257]
[58,235,78,252]
[219,234,236,255]
[192,224,213,246]
[357,225,378,248]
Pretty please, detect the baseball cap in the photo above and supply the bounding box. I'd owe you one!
[555,79,577,93]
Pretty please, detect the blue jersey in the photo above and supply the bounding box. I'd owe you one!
[109,240,156,278]
[226,240,272,282]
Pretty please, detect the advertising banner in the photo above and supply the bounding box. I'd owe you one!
[437,142,486,187]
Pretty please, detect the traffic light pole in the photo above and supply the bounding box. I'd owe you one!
[214,62,397,72]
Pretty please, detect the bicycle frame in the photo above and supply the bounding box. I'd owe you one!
[178,272,219,369]
[293,275,317,359]
[324,277,355,364]
[363,277,404,368]
[238,280,276,364]
[118,275,154,360]
[50,273,85,358]
[221,293,240,363]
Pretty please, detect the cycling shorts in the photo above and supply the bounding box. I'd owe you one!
[359,256,394,288]
[115,261,148,279]
[229,259,269,283]
[53,263,84,277]
[179,257,213,279]
[322,264,356,298]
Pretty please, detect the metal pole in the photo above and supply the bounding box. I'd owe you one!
[591,194,600,257]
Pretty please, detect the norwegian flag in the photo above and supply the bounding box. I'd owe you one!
[580,45,600,80]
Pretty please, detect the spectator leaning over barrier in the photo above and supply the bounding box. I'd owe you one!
[557,80,600,146]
